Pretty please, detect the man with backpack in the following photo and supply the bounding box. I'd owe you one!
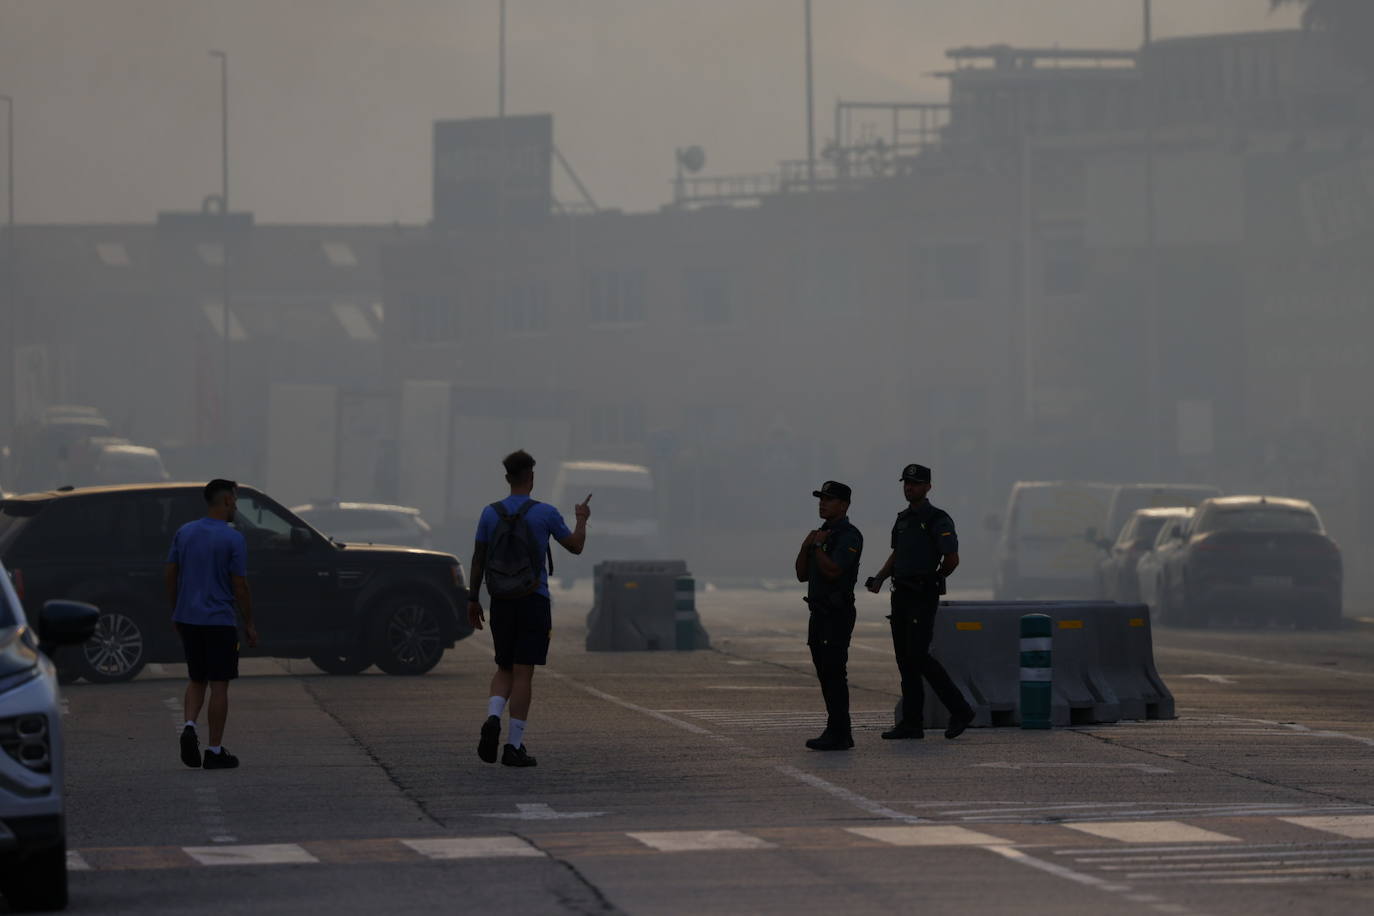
[467,450,589,767]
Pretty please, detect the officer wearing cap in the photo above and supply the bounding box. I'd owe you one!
[866,464,975,741]
[795,480,864,751]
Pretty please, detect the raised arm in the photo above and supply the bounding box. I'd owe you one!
[556,497,591,555]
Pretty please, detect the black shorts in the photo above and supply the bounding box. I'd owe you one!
[489,593,552,668]
[178,624,240,682]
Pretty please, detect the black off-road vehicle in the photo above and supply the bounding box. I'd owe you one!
[0,483,472,683]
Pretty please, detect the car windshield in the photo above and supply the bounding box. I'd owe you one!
[1015,486,1113,538]
[1134,516,1170,545]
[1207,508,1321,532]
[571,486,655,519]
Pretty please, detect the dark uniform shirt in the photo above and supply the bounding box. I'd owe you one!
[891,500,958,578]
[807,517,864,649]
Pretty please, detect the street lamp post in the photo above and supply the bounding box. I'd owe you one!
[1,95,14,441]
[804,0,816,190]
[1143,0,1161,478]
[210,51,231,447]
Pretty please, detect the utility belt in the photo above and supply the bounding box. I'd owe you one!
[892,574,946,596]
[803,593,858,614]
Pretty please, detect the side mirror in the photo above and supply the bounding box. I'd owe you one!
[983,513,1001,533]
[38,600,99,657]
[290,527,313,552]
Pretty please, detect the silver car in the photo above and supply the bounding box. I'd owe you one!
[0,564,97,910]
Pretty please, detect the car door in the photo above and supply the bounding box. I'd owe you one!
[232,489,339,654]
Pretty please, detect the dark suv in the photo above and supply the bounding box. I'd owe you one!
[0,484,473,683]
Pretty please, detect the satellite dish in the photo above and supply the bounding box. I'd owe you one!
[677,146,706,174]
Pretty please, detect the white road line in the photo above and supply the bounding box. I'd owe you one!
[1084,846,1374,865]
[848,825,1012,847]
[773,765,926,824]
[1108,854,1374,874]
[545,671,717,737]
[628,830,775,853]
[401,837,545,860]
[183,844,319,866]
[1168,647,1374,683]
[1281,814,1374,838]
[65,851,92,872]
[1061,840,1371,856]
[981,845,1130,893]
[1122,861,1374,880]
[1064,821,1241,844]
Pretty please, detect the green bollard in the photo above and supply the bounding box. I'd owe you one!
[674,576,696,650]
[1020,613,1052,729]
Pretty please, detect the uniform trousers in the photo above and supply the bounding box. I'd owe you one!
[889,583,972,725]
[808,604,855,734]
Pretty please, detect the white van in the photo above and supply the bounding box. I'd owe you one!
[549,461,660,586]
[991,481,1116,600]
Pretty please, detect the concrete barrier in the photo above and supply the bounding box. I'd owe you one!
[585,561,710,651]
[889,600,1169,728]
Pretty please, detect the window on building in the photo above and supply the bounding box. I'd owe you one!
[321,241,358,268]
[586,402,647,445]
[405,291,458,344]
[197,242,225,267]
[502,278,551,333]
[683,267,732,324]
[583,268,646,325]
[95,242,130,267]
[1042,236,1085,297]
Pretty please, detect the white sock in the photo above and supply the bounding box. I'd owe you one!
[208,746,222,754]
[183,720,197,731]
[487,696,507,718]
[508,718,526,749]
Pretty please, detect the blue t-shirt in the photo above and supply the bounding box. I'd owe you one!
[167,517,247,627]
[474,495,572,598]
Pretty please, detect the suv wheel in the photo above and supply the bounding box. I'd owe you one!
[0,840,67,911]
[370,595,444,675]
[77,609,147,683]
[309,651,373,675]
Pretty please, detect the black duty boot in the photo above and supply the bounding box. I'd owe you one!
[806,729,854,751]
[944,709,975,740]
[881,721,924,740]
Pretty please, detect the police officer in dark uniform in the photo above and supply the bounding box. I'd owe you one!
[866,464,975,740]
[795,480,864,751]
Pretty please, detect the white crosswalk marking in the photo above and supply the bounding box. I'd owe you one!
[1064,821,1241,844]
[65,850,91,872]
[183,844,319,866]
[933,800,1374,824]
[401,837,545,860]
[1281,814,1374,838]
[628,830,775,852]
[847,825,1013,847]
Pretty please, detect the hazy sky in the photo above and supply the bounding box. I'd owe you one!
[1,1,1300,224]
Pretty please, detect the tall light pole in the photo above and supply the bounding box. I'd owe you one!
[1142,0,1161,478]
[804,0,816,190]
[499,0,506,118]
[210,51,231,446]
[1,94,14,440]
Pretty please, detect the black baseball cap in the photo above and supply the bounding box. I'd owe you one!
[812,480,852,502]
[900,464,932,483]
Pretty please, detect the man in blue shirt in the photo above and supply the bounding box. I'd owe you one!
[164,479,259,770]
[468,451,589,768]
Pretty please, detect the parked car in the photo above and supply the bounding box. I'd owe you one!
[292,501,434,549]
[1094,506,1193,602]
[1155,496,1342,628]
[1097,483,1222,543]
[989,481,1115,599]
[0,561,98,911]
[1136,510,1194,617]
[0,483,472,683]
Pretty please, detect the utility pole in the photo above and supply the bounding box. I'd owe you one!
[1143,0,1162,478]
[804,0,816,190]
[1,95,13,440]
[210,51,231,446]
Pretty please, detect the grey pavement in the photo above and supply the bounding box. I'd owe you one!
[54,585,1374,915]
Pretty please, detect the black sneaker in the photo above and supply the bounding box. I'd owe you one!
[881,721,924,740]
[203,748,240,770]
[180,725,201,768]
[501,744,537,767]
[478,715,501,763]
[944,710,975,740]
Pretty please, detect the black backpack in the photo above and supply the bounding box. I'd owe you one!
[484,500,553,599]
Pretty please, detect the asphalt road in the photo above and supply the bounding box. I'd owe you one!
[51,585,1374,915]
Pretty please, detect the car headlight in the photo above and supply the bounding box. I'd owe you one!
[0,714,50,773]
